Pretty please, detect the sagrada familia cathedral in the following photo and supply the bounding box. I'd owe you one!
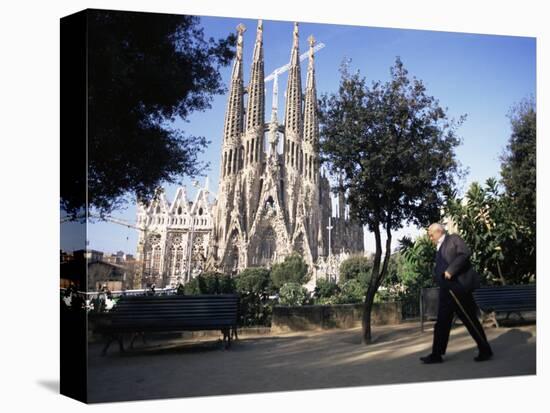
[135,21,364,290]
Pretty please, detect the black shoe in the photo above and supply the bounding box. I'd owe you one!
[420,354,443,364]
[474,350,493,362]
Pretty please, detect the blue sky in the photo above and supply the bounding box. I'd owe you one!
[74,14,536,255]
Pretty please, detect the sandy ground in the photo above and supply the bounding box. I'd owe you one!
[87,321,536,403]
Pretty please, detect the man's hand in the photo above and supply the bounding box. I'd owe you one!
[444,271,452,280]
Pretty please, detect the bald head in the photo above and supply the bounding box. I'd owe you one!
[428,223,446,245]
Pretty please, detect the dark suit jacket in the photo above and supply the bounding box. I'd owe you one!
[433,233,480,293]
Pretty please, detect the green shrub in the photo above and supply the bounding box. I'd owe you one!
[279,282,308,306]
[336,279,365,304]
[183,272,236,295]
[235,267,272,295]
[235,267,273,326]
[314,278,340,300]
[339,255,372,286]
[271,253,310,290]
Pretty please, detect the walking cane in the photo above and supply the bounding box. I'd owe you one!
[448,289,489,348]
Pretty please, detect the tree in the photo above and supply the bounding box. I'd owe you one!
[500,96,536,267]
[446,178,535,284]
[183,272,236,294]
[319,57,463,343]
[235,267,272,295]
[61,10,236,216]
[235,267,273,326]
[397,235,436,297]
[270,253,310,290]
[339,255,373,286]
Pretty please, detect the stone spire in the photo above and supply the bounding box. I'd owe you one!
[222,23,245,146]
[221,23,246,177]
[245,20,265,163]
[303,34,320,182]
[284,22,303,139]
[283,22,304,235]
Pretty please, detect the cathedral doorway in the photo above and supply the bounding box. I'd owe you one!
[258,226,277,266]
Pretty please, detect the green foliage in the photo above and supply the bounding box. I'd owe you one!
[339,255,372,286]
[270,253,310,290]
[239,292,273,326]
[314,278,341,300]
[218,274,237,294]
[62,10,236,215]
[397,235,436,295]
[500,96,536,232]
[278,282,308,306]
[336,279,365,304]
[235,267,273,327]
[318,57,463,234]
[446,178,535,284]
[235,267,272,295]
[318,57,463,342]
[183,272,236,295]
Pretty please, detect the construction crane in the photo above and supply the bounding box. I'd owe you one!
[61,212,153,288]
[89,213,154,289]
[264,41,325,119]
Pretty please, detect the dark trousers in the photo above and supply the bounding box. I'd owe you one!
[432,280,492,356]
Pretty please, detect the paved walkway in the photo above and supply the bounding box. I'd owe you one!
[88,322,536,403]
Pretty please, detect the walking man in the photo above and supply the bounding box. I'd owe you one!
[420,223,493,364]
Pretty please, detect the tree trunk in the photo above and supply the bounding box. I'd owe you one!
[496,260,507,285]
[361,223,392,345]
[362,288,376,343]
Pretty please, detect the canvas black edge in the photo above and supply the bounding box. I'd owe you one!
[60,9,88,404]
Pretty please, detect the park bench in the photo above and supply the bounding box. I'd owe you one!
[420,284,536,331]
[473,284,536,327]
[99,294,239,355]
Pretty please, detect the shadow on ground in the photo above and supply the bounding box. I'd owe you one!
[37,380,59,394]
[87,322,536,403]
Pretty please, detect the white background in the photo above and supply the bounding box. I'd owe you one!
[0,0,548,411]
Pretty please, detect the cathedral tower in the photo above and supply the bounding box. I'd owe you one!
[242,20,266,233]
[214,23,247,272]
[283,22,304,235]
[299,35,321,260]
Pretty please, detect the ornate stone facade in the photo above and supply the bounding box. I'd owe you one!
[135,186,215,287]
[136,21,364,289]
[210,21,364,288]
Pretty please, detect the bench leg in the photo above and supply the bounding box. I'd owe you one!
[232,326,238,341]
[492,312,499,328]
[118,335,125,353]
[101,336,114,356]
[221,328,231,350]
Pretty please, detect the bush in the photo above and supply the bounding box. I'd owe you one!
[314,278,340,300]
[339,255,372,286]
[336,279,365,304]
[235,267,273,327]
[184,272,236,295]
[235,267,272,295]
[279,282,307,306]
[271,253,310,290]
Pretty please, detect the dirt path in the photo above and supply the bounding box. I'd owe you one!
[87,322,536,403]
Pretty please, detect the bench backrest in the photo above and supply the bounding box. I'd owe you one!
[473,285,536,312]
[109,294,239,331]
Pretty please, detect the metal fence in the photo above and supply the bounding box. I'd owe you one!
[400,295,421,320]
